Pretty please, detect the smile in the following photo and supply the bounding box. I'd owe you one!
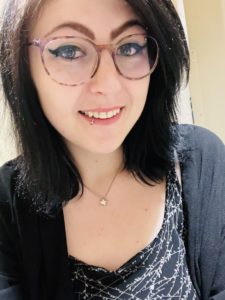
[80,108,121,120]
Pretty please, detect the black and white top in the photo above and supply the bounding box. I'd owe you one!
[68,163,198,299]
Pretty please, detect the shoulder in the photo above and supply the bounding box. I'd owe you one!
[177,124,225,164]
[176,124,225,188]
[178,123,224,148]
[178,123,224,147]
[0,158,19,205]
[0,159,22,255]
[177,124,225,217]
[0,158,22,227]
[176,124,225,225]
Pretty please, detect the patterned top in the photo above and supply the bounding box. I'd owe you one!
[68,163,198,299]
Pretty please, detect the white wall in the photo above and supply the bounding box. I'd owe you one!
[0,100,17,164]
[0,1,17,165]
[172,0,194,125]
[184,0,225,142]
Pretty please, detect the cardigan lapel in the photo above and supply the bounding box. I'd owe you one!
[38,209,73,300]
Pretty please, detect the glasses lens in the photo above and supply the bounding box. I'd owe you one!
[115,34,158,79]
[43,37,97,86]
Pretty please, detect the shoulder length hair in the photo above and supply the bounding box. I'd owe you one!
[0,0,189,217]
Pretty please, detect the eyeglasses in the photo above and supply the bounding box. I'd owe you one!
[28,33,159,86]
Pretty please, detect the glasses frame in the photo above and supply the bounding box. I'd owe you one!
[28,33,159,87]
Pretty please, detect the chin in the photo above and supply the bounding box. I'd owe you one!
[89,140,124,155]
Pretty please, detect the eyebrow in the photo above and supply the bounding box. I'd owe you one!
[44,19,145,40]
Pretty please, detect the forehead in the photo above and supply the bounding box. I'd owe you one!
[31,0,142,41]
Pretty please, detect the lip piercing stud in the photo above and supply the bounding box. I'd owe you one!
[90,119,95,125]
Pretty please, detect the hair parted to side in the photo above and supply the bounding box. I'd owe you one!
[0,0,189,217]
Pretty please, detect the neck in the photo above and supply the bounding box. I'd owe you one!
[69,146,124,189]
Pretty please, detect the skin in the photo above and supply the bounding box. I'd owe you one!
[29,0,151,184]
[29,0,167,271]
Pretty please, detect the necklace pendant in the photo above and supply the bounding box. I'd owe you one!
[100,198,107,206]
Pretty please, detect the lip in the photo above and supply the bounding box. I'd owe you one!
[79,107,124,126]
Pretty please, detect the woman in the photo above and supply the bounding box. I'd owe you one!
[0,0,224,299]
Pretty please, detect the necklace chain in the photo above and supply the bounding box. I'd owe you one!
[83,165,122,206]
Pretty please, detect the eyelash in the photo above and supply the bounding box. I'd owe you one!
[48,43,146,60]
[48,45,84,60]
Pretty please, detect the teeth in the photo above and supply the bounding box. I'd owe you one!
[93,112,99,118]
[87,112,94,118]
[83,108,121,119]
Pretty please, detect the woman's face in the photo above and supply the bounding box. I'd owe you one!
[29,0,151,155]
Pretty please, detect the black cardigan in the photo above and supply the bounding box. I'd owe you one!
[0,124,225,300]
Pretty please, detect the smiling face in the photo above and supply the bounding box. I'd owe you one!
[29,0,151,156]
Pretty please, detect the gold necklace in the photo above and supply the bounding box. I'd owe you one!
[83,166,122,206]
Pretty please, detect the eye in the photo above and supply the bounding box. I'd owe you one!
[48,45,84,60]
[117,43,146,56]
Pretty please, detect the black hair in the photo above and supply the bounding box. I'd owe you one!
[0,0,189,217]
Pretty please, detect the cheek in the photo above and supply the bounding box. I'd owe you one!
[29,50,82,119]
[130,77,150,112]
[36,86,81,142]
[37,86,83,137]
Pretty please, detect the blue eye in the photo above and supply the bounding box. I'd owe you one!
[48,45,83,60]
[117,43,146,56]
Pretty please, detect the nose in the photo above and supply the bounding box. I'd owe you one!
[88,49,123,95]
